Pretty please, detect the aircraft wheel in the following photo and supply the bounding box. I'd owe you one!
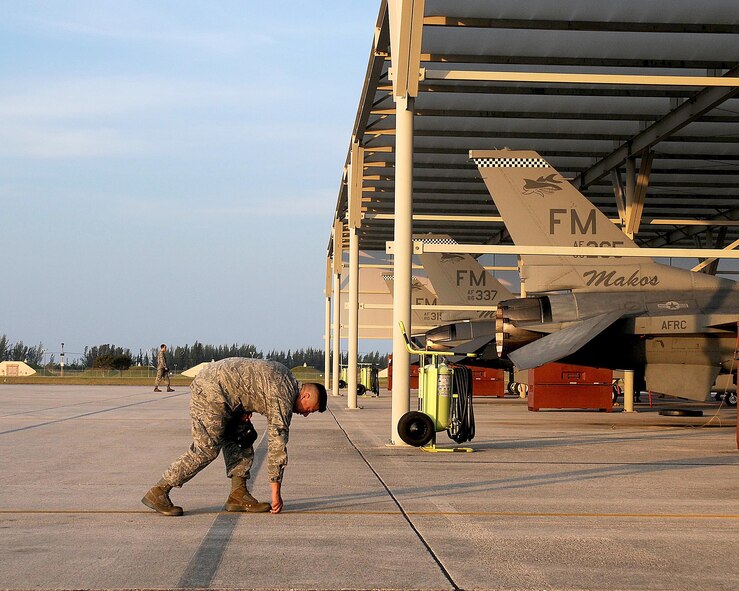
[338,380,347,389]
[397,411,435,447]
[726,392,737,407]
[659,409,704,417]
[612,382,622,403]
[357,384,367,396]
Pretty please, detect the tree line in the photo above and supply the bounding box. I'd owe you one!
[0,335,388,371]
[0,336,45,366]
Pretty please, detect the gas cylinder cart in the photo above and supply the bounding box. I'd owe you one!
[397,322,476,453]
[357,363,380,397]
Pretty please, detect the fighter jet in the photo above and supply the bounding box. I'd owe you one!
[424,149,739,402]
[383,237,513,356]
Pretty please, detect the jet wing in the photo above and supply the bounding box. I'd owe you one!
[508,311,624,369]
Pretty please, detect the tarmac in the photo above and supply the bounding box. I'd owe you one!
[0,384,737,591]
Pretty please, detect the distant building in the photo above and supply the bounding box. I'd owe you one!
[181,361,212,378]
[0,361,36,377]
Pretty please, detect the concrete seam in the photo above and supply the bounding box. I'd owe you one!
[176,432,268,589]
[327,408,461,591]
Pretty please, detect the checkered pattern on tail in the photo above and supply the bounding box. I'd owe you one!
[473,157,549,168]
[419,237,458,245]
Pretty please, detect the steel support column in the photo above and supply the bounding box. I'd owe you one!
[324,296,331,390]
[332,271,341,397]
[348,228,360,409]
[390,95,414,444]
[624,370,635,413]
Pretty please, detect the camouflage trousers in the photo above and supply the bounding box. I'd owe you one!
[154,368,171,388]
[162,382,254,487]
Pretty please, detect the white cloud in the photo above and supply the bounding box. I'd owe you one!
[0,122,145,158]
[124,191,334,219]
[0,76,261,119]
[44,19,274,54]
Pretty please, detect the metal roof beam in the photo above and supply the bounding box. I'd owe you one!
[409,129,739,143]
[421,53,739,71]
[414,82,713,99]
[645,207,739,247]
[574,66,739,188]
[423,16,739,35]
[404,241,739,260]
[407,108,738,123]
[424,69,739,87]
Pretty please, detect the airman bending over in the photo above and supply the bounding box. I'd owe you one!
[142,357,327,515]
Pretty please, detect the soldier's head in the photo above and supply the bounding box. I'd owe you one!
[294,383,328,416]
[160,344,167,351]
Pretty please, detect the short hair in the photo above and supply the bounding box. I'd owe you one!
[160,344,166,349]
[306,382,328,412]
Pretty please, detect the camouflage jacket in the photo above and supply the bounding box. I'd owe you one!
[192,357,300,483]
[157,349,168,371]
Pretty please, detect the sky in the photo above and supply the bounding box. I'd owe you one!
[0,1,380,361]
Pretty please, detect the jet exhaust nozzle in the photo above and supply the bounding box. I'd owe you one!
[496,297,551,358]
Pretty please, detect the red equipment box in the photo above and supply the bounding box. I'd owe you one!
[528,363,613,412]
[470,367,505,397]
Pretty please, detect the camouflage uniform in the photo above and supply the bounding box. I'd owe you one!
[162,358,299,487]
[154,349,170,388]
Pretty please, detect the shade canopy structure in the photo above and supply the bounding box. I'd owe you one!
[329,0,739,256]
[325,0,739,442]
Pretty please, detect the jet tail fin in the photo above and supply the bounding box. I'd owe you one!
[471,149,731,294]
[416,234,513,317]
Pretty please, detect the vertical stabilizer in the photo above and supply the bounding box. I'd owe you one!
[471,149,731,293]
[416,234,513,314]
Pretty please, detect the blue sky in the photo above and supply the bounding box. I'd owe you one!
[0,1,379,361]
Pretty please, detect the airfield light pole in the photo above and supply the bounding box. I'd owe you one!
[60,342,65,377]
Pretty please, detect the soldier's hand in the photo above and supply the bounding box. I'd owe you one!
[270,482,283,514]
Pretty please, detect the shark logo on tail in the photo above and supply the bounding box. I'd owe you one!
[522,173,563,197]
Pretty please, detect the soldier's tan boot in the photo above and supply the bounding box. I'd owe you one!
[225,479,270,513]
[142,479,183,516]
[167,387,175,392]
[153,387,162,392]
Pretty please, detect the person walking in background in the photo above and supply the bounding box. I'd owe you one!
[154,343,174,392]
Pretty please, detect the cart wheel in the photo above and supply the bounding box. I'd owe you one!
[507,381,516,396]
[357,384,367,396]
[397,411,435,447]
[726,392,737,407]
[338,380,346,389]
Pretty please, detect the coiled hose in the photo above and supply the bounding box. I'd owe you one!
[369,366,380,395]
[447,365,475,443]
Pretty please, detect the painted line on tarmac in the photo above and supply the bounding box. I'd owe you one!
[175,431,268,589]
[0,391,186,436]
[0,389,161,418]
[2,509,737,519]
